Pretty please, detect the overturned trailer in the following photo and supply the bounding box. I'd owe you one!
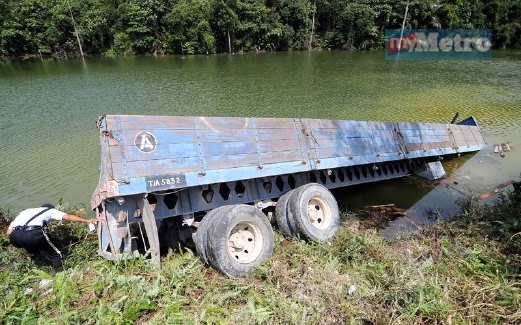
[91,115,486,276]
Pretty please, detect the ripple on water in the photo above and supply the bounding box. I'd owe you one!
[0,51,520,211]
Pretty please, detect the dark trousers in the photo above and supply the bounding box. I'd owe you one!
[9,228,63,269]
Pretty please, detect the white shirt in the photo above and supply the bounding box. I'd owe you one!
[8,208,66,229]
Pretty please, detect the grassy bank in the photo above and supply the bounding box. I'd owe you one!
[1,193,520,324]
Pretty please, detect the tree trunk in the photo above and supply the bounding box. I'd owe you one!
[398,0,410,52]
[227,30,232,54]
[308,0,316,51]
[37,47,43,62]
[67,0,84,58]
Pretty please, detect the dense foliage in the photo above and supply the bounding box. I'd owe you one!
[0,0,520,59]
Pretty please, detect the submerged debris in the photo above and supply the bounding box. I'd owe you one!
[360,204,407,216]
[493,142,514,158]
[355,204,408,230]
[478,180,518,200]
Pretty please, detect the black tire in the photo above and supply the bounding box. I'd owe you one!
[275,189,299,238]
[207,205,274,277]
[194,206,232,265]
[288,183,339,242]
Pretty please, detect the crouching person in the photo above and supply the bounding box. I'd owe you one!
[6,203,97,270]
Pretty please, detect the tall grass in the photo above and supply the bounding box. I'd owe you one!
[1,192,520,324]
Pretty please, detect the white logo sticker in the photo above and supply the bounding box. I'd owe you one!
[134,132,157,153]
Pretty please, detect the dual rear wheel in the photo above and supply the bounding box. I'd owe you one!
[275,183,340,242]
[195,204,274,277]
[195,183,339,277]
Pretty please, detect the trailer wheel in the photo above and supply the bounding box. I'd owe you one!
[208,205,274,277]
[195,206,231,265]
[275,189,299,238]
[289,183,339,242]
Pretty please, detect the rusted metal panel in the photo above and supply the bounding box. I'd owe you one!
[203,141,258,156]
[206,153,259,170]
[110,143,199,163]
[91,115,486,208]
[258,139,301,153]
[115,129,197,145]
[254,118,297,128]
[256,128,297,140]
[196,116,250,130]
[111,157,201,180]
[118,115,196,130]
[200,128,256,142]
[261,151,303,164]
[316,147,352,159]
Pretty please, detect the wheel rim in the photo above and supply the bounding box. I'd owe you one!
[227,221,263,264]
[306,197,332,230]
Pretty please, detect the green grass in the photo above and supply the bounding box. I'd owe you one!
[1,193,520,324]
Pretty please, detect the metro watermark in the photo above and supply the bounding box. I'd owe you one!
[385,29,492,60]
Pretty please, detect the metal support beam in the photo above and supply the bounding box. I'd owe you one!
[141,197,161,268]
[413,161,446,180]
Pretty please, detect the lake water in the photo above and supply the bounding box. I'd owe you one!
[1,51,520,214]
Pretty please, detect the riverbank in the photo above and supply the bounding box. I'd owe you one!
[1,193,519,323]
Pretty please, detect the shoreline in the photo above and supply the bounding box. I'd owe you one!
[4,47,521,63]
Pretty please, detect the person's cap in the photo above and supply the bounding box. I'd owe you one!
[41,203,55,208]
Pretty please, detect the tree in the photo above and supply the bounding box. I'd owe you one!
[269,0,312,50]
[211,0,239,53]
[1,0,520,60]
[75,0,116,55]
[112,0,170,55]
[317,0,378,50]
[0,0,70,59]
[166,0,215,54]
[483,0,521,49]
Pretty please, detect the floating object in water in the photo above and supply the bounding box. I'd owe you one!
[360,204,407,216]
[478,180,516,200]
[494,142,513,156]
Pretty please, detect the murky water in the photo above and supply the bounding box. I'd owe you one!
[1,51,520,213]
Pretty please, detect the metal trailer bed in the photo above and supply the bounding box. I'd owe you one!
[91,115,486,276]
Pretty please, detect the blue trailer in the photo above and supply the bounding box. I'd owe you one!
[91,114,486,276]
